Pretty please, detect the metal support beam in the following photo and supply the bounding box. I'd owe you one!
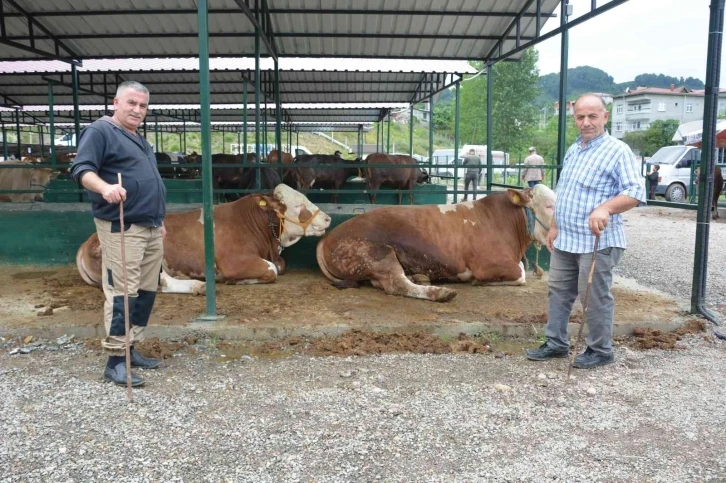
[232,0,278,60]
[254,1,262,190]
[486,66,493,193]
[556,0,570,184]
[386,110,391,154]
[71,64,81,150]
[454,81,460,202]
[691,0,724,325]
[196,0,220,319]
[274,57,282,162]
[409,105,414,156]
[48,81,56,169]
[243,80,248,156]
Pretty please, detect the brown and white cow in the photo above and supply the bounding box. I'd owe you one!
[0,157,55,202]
[365,153,430,205]
[76,184,331,294]
[316,184,555,302]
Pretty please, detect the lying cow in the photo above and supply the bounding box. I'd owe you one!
[291,154,362,203]
[365,153,430,205]
[76,184,331,294]
[0,157,55,202]
[316,184,555,302]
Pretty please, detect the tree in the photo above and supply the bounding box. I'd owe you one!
[456,48,541,153]
[622,131,647,155]
[642,119,680,155]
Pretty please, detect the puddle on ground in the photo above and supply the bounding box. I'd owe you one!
[11,271,57,280]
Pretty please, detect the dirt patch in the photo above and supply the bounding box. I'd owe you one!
[627,319,706,350]
[83,335,198,359]
[0,265,684,333]
[218,330,491,358]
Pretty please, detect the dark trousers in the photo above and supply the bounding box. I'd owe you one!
[527,180,541,188]
[463,173,478,201]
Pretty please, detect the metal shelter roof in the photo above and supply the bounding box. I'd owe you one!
[0,57,474,108]
[0,0,560,62]
[0,102,408,127]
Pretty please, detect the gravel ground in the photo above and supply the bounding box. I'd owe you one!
[616,206,726,310]
[1,332,725,483]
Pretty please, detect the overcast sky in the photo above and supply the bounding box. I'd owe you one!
[535,0,724,85]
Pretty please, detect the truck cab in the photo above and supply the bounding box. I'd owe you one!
[647,146,700,202]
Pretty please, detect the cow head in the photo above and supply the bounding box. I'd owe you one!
[257,184,331,246]
[30,168,56,202]
[506,184,555,246]
[417,168,431,184]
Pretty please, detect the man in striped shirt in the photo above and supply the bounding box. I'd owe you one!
[526,94,646,369]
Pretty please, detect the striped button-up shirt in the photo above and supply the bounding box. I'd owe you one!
[554,131,646,253]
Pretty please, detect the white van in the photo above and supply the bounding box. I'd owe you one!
[647,146,701,202]
[54,133,77,146]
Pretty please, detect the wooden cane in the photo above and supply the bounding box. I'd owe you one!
[567,235,600,381]
[117,173,133,402]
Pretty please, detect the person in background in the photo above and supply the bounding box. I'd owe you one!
[521,146,545,187]
[461,149,482,201]
[647,164,660,200]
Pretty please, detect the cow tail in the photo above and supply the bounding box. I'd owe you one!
[76,242,101,288]
[315,238,358,289]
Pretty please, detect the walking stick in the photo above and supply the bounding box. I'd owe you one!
[117,173,133,402]
[567,235,600,380]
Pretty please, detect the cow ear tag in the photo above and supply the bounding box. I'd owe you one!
[512,194,520,203]
[259,199,267,207]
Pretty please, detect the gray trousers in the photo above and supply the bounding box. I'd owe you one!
[545,247,624,354]
[463,173,478,200]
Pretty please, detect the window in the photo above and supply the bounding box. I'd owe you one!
[616,104,623,114]
[615,122,623,132]
[686,103,694,113]
[632,122,641,130]
[658,102,666,112]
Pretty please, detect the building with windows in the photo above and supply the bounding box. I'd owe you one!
[610,85,726,139]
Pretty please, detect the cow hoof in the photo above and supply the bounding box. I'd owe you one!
[433,287,457,302]
[193,282,206,296]
[533,265,544,278]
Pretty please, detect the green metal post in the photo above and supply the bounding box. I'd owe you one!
[196,0,220,319]
[182,120,186,153]
[359,124,363,158]
[409,105,414,156]
[221,127,225,154]
[486,64,493,193]
[429,83,435,191]
[1,121,7,160]
[274,58,282,160]
[454,81,461,203]
[39,125,44,158]
[690,0,724,324]
[237,130,241,154]
[154,113,159,153]
[254,11,262,191]
[556,0,569,184]
[243,80,248,155]
[15,112,21,157]
[71,64,81,151]
[375,121,379,152]
[386,110,391,154]
[48,81,56,169]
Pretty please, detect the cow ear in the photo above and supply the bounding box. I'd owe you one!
[254,194,283,213]
[506,189,531,206]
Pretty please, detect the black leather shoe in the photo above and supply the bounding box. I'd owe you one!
[130,347,161,369]
[526,341,569,361]
[103,361,145,387]
[573,347,614,369]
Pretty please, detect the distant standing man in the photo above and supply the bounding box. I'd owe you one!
[70,81,167,387]
[526,93,646,369]
[462,149,482,201]
[521,146,545,187]
[646,164,661,200]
